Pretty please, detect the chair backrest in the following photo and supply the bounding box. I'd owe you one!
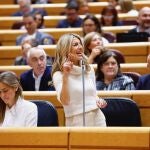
[101,97,141,126]
[110,49,126,64]
[31,100,59,127]
[123,71,141,87]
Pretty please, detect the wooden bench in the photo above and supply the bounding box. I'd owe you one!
[0,64,149,77]
[0,127,69,150]
[0,42,149,65]
[0,13,138,29]
[0,127,149,150]
[0,0,109,4]
[21,90,150,126]
[0,1,150,16]
[69,127,150,150]
[0,26,136,45]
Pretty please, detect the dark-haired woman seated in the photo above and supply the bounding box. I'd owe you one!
[95,51,135,90]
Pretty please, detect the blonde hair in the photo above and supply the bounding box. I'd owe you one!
[84,32,103,56]
[52,33,90,75]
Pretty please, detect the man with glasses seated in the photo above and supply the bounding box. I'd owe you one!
[56,1,83,28]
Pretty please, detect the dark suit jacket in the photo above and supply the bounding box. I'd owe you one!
[20,66,55,91]
[136,74,150,90]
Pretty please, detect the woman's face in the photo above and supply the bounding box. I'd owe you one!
[69,37,84,65]
[101,56,118,79]
[102,12,114,26]
[88,34,103,50]
[35,14,43,28]
[83,19,97,34]
[0,82,17,108]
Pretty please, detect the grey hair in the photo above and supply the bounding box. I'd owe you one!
[27,46,47,60]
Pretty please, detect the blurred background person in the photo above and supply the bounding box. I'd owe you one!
[108,0,120,12]
[16,13,55,45]
[128,7,150,35]
[136,54,150,90]
[84,32,106,64]
[12,0,47,16]
[33,11,45,29]
[56,1,83,28]
[119,0,138,15]
[82,14,116,42]
[101,5,123,26]
[77,0,89,15]
[14,40,32,65]
[14,39,53,66]
[95,50,135,90]
[20,47,55,91]
[0,71,37,127]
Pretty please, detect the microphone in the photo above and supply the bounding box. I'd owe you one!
[81,56,86,126]
[80,56,86,71]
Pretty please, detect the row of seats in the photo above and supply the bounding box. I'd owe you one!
[0,1,149,16]
[0,127,149,150]
[0,26,138,45]
[22,90,150,126]
[0,42,149,65]
[0,0,108,4]
[0,63,149,77]
[0,13,138,29]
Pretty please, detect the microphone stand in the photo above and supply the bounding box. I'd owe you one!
[81,59,85,126]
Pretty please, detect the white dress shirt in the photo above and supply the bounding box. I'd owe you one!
[0,97,38,127]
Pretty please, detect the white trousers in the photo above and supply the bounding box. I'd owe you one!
[66,108,106,127]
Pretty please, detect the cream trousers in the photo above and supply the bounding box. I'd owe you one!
[66,108,106,127]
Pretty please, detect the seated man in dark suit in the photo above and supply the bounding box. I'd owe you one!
[128,6,150,36]
[16,13,55,45]
[136,54,150,90]
[20,47,55,91]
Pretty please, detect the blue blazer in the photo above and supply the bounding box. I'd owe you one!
[136,74,150,90]
[16,31,55,45]
[20,66,55,91]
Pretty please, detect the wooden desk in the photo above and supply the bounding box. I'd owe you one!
[0,127,69,150]
[0,14,138,29]
[0,127,149,150]
[0,42,149,65]
[0,63,149,77]
[0,26,136,45]
[69,127,150,150]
